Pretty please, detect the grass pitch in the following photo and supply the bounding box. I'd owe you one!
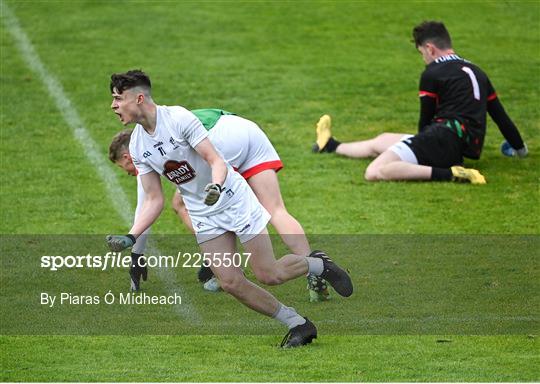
[1,0,539,381]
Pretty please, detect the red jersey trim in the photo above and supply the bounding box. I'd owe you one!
[487,92,497,101]
[419,90,438,99]
[241,160,284,180]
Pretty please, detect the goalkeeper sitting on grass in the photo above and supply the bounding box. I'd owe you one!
[313,21,527,184]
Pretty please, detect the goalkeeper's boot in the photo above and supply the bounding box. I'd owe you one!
[312,114,332,152]
[450,166,486,184]
[197,265,214,283]
[309,250,353,297]
[280,318,317,348]
[307,274,330,302]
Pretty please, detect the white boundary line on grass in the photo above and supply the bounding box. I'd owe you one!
[1,1,200,323]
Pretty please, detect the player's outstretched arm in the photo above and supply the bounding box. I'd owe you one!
[488,97,528,158]
[129,171,164,235]
[132,174,151,254]
[106,171,164,252]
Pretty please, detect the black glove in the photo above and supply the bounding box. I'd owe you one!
[130,252,148,291]
[204,183,223,205]
[106,234,136,252]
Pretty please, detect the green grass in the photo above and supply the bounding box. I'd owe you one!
[2,335,538,382]
[1,0,539,382]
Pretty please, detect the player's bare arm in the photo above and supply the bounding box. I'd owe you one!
[194,138,228,205]
[129,171,164,237]
[194,138,228,185]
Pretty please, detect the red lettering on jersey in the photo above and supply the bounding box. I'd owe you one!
[163,160,196,185]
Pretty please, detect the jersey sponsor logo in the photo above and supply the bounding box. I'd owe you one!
[153,141,164,148]
[163,160,196,185]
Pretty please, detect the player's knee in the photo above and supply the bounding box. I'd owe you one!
[377,164,394,180]
[219,274,247,295]
[364,165,380,181]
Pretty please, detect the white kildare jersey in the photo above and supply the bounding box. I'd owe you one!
[129,105,246,216]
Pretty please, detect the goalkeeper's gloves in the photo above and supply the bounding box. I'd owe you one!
[501,141,528,158]
[204,183,223,205]
[106,234,136,252]
[130,252,147,291]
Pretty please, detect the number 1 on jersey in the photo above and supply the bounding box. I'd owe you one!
[461,66,480,101]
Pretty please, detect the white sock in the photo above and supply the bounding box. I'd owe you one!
[272,303,306,329]
[306,257,324,276]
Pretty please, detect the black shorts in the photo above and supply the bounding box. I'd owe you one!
[405,123,464,168]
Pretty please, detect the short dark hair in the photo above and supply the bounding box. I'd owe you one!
[412,21,452,49]
[110,69,151,94]
[109,129,133,162]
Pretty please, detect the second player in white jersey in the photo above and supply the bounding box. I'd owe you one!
[133,111,281,248]
[130,105,247,217]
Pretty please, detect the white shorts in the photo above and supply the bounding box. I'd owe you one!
[209,115,283,179]
[191,184,271,245]
[389,134,418,164]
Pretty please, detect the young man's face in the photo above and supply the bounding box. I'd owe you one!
[111,87,142,125]
[115,152,137,176]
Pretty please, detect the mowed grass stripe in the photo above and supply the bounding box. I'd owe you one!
[0,0,132,224]
[0,0,200,323]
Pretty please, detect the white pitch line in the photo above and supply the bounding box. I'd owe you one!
[1,1,200,323]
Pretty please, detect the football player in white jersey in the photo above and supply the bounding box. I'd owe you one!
[108,112,329,300]
[106,70,353,347]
